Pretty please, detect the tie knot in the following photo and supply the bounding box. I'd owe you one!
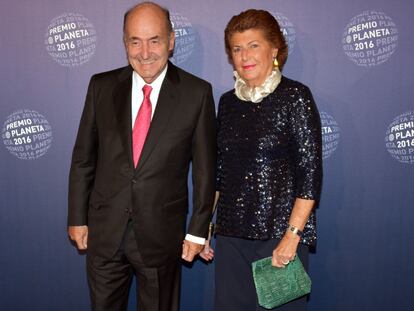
[142,85,152,98]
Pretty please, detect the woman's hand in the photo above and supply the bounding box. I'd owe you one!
[199,239,214,261]
[272,232,300,267]
[272,198,315,267]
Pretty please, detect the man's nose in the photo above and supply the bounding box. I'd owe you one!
[140,42,150,59]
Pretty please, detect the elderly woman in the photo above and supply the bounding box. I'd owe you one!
[201,9,322,311]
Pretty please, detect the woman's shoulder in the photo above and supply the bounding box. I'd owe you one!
[277,76,319,117]
[217,89,238,110]
[219,89,236,102]
[279,76,311,95]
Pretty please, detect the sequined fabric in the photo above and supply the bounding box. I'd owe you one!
[215,76,323,246]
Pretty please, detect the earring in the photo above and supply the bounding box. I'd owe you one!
[273,57,279,69]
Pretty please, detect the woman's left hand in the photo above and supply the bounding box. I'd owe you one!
[199,239,214,261]
[272,232,300,268]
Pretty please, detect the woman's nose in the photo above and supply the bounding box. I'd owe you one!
[241,48,249,61]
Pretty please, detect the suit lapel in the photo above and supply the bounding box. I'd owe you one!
[113,66,134,170]
[135,63,179,173]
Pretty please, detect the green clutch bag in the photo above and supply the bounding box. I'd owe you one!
[252,256,311,309]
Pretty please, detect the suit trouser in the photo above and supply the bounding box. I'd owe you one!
[86,220,181,311]
[214,235,309,311]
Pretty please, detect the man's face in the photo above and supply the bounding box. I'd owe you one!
[124,6,175,84]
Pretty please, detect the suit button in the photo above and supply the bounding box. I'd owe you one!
[124,208,131,213]
[132,179,137,184]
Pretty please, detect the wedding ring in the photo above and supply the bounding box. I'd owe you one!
[282,260,289,265]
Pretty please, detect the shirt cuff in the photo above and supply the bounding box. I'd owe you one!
[185,234,205,245]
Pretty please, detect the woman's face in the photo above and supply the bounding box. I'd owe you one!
[230,28,278,88]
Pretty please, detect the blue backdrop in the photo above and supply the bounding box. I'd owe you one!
[1,1,413,310]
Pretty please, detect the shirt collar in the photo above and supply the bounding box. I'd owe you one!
[132,64,168,91]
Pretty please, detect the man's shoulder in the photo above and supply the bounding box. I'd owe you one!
[90,66,131,83]
[171,64,211,89]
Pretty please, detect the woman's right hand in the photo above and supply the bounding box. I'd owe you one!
[199,239,214,261]
[271,232,299,267]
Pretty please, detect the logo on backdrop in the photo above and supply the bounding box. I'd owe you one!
[170,13,196,65]
[2,110,52,160]
[385,111,414,164]
[45,13,97,67]
[320,111,340,159]
[271,12,296,55]
[342,11,398,66]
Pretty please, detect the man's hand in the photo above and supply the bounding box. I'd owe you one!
[181,240,203,262]
[68,225,88,250]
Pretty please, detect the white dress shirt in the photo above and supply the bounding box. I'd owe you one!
[131,65,205,245]
[131,65,166,125]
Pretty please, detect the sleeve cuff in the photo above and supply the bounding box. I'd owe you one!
[185,234,205,245]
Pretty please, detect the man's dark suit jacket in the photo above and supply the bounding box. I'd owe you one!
[68,63,216,267]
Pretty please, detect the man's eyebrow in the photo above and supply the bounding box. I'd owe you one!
[127,36,140,41]
[128,35,160,41]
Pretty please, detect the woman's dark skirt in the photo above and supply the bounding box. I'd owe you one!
[214,235,309,311]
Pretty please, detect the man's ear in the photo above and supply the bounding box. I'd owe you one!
[169,31,176,52]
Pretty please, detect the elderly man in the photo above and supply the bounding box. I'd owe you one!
[67,2,216,310]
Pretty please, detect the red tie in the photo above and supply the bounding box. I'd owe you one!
[132,85,152,167]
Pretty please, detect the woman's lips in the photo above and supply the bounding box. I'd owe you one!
[242,64,256,70]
